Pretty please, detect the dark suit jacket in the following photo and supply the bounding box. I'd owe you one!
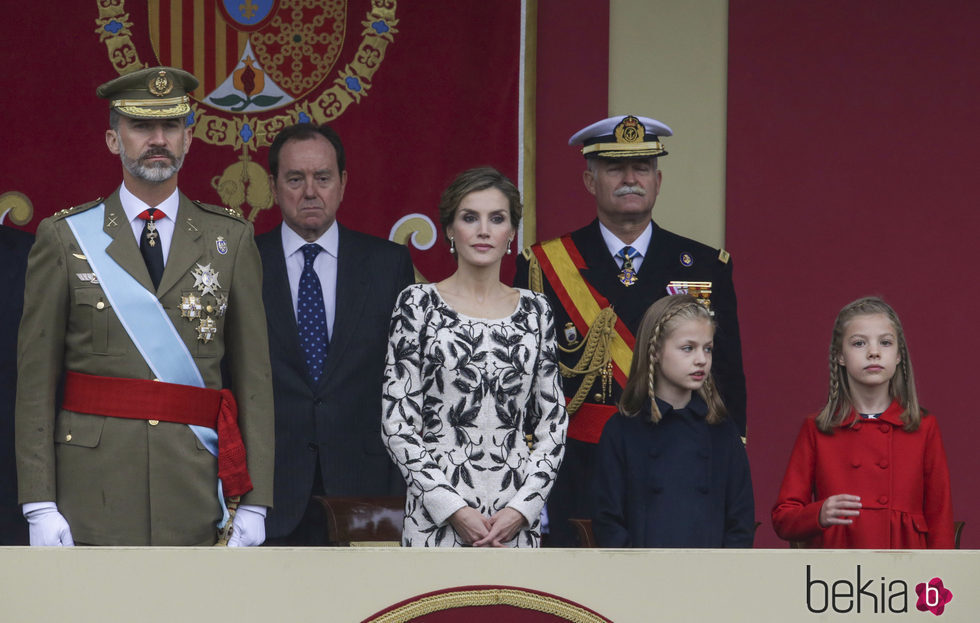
[515,218,746,435]
[258,223,414,538]
[1,225,33,545]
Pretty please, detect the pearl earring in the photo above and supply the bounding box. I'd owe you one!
[449,237,455,254]
[506,238,513,255]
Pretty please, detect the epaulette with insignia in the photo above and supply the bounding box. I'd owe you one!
[192,200,245,221]
[52,198,103,220]
[718,249,731,264]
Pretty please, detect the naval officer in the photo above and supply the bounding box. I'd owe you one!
[515,115,746,546]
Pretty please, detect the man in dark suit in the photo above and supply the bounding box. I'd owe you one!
[1,223,33,545]
[515,115,746,546]
[257,123,414,545]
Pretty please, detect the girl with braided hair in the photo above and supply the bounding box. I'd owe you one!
[591,294,754,547]
[772,297,954,548]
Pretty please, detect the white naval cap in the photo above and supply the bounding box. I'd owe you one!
[568,114,673,159]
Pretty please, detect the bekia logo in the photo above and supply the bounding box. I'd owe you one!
[915,578,953,616]
[805,566,953,616]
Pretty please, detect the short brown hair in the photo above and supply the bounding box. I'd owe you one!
[437,167,522,243]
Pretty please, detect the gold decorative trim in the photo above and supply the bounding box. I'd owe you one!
[581,140,665,155]
[0,191,34,226]
[114,104,191,118]
[95,0,398,149]
[521,0,538,248]
[111,95,189,108]
[364,587,611,623]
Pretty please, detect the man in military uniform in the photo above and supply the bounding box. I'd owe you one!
[515,115,746,546]
[15,67,274,546]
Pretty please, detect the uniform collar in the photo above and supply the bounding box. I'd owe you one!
[118,182,179,224]
[598,220,652,259]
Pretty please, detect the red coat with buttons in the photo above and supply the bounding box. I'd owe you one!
[771,401,954,548]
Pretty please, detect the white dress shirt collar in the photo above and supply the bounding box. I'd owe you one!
[119,182,179,264]
[280,220,339,260]
[598,220,653,270]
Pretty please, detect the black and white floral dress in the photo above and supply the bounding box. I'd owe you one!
[382,283,567,547]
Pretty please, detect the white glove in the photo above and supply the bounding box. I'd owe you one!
[227,504,267,547]
[23,501,75,547]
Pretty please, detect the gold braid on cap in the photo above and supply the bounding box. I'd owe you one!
[581,140,666,156]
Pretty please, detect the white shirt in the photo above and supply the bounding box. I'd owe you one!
[119,182,179,265]
[281,222,338,339]
[599,221,652,272]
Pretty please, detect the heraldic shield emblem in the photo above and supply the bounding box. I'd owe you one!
[95,0,396,221]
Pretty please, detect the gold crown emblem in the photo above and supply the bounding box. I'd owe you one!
[148,70,174,97]
[614,115,645,144]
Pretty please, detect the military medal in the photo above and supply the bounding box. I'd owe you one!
[179,293,203,319]
[563,322,580,346]
[667,281,714,314]
[215,236,228,255]
[196,316,217,343]
[616,245,640,287]
[618,251,638,287]
[145,215,159,247]
[192,263,221,296]
[213,292,228,317]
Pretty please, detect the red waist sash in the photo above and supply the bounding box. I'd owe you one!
[566,401,618,444]
[62,371,252,497]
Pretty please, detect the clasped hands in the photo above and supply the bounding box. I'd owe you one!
[449,506,526,547]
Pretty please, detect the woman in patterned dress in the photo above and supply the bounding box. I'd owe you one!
[382,167,567,547]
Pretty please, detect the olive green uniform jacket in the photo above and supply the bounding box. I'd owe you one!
[15,189,274,545]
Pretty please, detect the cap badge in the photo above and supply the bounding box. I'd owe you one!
[148,70,174,97]
[614,115,645,144]
[680,252,694,267]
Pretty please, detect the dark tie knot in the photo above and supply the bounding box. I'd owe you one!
[302,243,322,266]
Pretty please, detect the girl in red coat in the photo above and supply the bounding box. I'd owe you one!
[772,297,954,548]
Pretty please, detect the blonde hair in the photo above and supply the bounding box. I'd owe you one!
[816,296,921,432]
[619,294,727,424]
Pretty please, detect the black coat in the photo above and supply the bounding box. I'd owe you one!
[591,396,754,548]
[0,225,33,545]
[257,224,414,538]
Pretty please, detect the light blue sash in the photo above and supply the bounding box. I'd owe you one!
[66,203,229,526]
